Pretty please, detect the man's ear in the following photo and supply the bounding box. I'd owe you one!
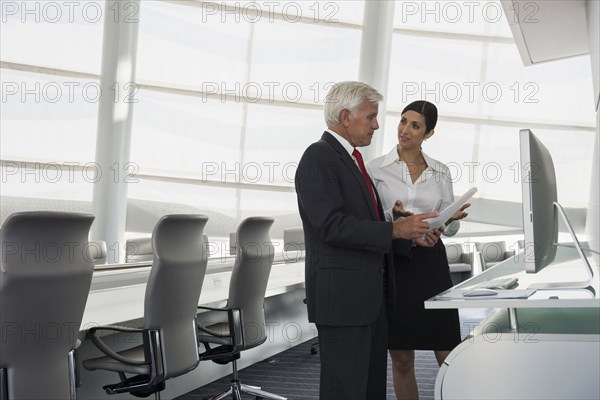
[340,109,351,127]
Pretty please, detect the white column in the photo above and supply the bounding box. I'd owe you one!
[91,0,140,263]
[585,0,599,251]
[358,0,396,160]
[585,112,599,251]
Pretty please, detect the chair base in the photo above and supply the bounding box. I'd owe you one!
[206,380,286,400]
[103,374,165,398]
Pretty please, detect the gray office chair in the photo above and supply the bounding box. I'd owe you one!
[474,241,514,270]
[444,243,475,284]
[125,237,153,263]
[283,227,305,252]
[0,211,95,400]
[83,215,209,398]
[89,240,108,265]
[197,217,286,400]
[229,232,237,255]
[127,235,209,263]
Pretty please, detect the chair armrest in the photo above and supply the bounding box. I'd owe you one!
[197,323,231,338]
[461,252,473,265]
[87,326,149,366]
[197,305,229,313]
[197,307,243,349]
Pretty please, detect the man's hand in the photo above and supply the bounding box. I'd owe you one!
[392,212,438,239]
[392,200,414,220]
[412,226,444,247]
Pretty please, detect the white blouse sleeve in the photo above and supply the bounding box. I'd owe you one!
[440,164,461,237]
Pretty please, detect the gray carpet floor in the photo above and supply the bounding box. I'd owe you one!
[178,309,489,400]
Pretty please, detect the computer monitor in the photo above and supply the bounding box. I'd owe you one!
[519,129,594,290]
[519,129,558,273]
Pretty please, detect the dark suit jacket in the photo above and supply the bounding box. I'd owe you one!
[295,132,411,326]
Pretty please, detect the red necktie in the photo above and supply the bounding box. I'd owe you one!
[352,149,381,221]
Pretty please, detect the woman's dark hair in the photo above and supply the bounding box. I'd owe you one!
[402,100,438,133]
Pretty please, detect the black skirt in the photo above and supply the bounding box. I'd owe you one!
[388,239,461,350]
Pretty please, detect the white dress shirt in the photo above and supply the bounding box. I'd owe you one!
[366,146,460,236]
[326,129,361,169]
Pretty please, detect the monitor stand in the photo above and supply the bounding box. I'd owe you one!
[527,202,595,293]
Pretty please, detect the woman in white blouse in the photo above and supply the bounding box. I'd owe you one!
[367,100,469,400]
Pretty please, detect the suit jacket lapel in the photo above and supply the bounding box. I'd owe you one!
[321,132,379,221]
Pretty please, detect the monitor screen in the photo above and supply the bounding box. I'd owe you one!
[519,129,558,274]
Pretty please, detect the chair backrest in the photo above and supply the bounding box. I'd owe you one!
[0,211,95,399]
[143,214,209,379]
[444,243,463,264]
[229,232,237,255]
[475,241,507,264]
[125,237,153,263]
[88,240,107,265]
[284,227,305,252]
[227,217,275,350]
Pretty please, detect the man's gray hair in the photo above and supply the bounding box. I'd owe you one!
[324,81,383,128]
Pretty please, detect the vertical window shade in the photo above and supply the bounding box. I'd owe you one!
[251,21,361,104]
[0,69,98,163]
[127,179,239,218]
[243,104,324,186]
[127,1,364,237]
[136,1,251,88]
[0,0,104,74]
[483,44,597,125]
[129,89,244,174]
[523,128,595,208]
[387,34,484,116]
[1,164,94,201]
[386,0,596,232]
[394,0,512,37]
[0,2,103,209]
[220,1,365,24]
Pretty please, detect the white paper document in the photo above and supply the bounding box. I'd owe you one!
[425,187,477,232]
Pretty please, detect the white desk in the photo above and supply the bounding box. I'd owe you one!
[425,246,600,400]
[81,260,305,332]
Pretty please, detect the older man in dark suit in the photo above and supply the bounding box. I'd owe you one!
[295,81,440,399]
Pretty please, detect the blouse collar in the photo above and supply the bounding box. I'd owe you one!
[378,146,443,173]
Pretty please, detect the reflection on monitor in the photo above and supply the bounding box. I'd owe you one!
[519,129,594,291]
[519,129,558,273]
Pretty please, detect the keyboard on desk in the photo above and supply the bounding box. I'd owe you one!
[471,277,518,290]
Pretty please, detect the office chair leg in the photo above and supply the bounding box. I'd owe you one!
[241,384,287,400]
[209,385,233,400]
[0,368,8,400]
[68,350,78,400]
[245,384,260,389]
[232,383,243,400]
[206,359,286,400]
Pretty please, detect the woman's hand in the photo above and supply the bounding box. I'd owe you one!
[445,203,470,225]
[392,200,414,220]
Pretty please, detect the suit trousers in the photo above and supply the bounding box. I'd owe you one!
[316,301,388,400]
